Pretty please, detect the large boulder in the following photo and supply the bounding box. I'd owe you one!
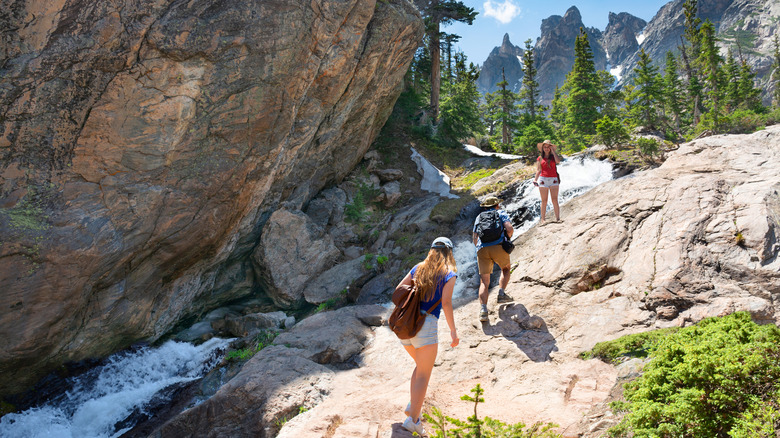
[252,209,341,308]
[0,0,423,396]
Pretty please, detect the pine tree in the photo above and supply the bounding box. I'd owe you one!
[484,69,520,151]
[679,0,703,125]
[549,85,566,129]
[562,28,602,148]
[439,53,484,142]
[737,60,762,112]
[697,20,725,116]
[418,0,477,122]
[441,33,461,85]
[519,39,541,120]
[723,50,741,112]
[628,49,663,128]
[772,35,780,108]
[662,51,685,131]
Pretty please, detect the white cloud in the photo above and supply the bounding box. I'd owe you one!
[483,0,521,25]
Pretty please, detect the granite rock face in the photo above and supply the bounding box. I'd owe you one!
[0,0,423,396]
[602,12,647,71]
[534,6,607,105]
[475,33,524,95]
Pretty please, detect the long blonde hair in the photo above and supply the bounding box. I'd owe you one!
[415,247,458,301]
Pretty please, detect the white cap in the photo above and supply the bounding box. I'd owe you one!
[431,237,453,249]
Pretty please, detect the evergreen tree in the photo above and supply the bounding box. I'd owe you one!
[697,20,725,116]
[439,53,484,142]
[519,39,541,120]
[417,0,477,122]
[723,50,741,112]
[679,0,703,125]
[484,69,520,151]
[441,33,461,85]
[562,28,602,149]
[772,35,780,107]
[662,51,685,131]
[549,85,566,129]
[737,59,762,112]
[597,70,622,120]
[628,49,663,128]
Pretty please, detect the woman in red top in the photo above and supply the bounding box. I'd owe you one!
[533,139,562,223]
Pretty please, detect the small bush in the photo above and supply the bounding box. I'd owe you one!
[224,330,278,362]
[635,137,659,157]
[580,327,678,364]
[608,312,780,437]
[596,116,631,146]
[424,384,560,437]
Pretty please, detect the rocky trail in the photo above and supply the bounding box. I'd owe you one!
[152,125,780,437]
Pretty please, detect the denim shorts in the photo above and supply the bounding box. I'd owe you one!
[538,176,559,187]
[399,313,438,348]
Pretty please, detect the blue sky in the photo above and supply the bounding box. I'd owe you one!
[445,0,672,66]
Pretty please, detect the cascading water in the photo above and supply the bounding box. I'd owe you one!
[452,155,613,299]
[0,337,231,438]
[502,155,614,235]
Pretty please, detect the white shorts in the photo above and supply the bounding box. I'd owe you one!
[538,176,559,187]
[399,313,438,348]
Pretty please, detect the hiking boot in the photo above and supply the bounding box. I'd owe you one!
[496,291,513,303]
[402,416,425,436]
[479,309,488,322]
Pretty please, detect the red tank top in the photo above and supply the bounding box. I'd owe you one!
[538,156,557,177]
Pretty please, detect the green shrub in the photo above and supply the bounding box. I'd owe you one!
[224,329,278,362]
[424,384,560,437]
[580,327,678,364]
[635,137,659,157]
[595,116,631,146]
[608,312,780,437]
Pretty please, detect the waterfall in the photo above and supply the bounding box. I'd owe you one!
[452,155,613,299]
[0,338,231,438]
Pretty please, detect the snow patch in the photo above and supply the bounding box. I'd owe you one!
[610,64,624,82]
[636,32,646,45]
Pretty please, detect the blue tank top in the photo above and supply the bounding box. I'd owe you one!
[410,264,457,319]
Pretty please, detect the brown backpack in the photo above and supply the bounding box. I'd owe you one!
[388,280,442,339]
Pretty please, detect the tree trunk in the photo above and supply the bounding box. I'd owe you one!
[430,25,440,122]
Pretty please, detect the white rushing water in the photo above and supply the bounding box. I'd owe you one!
[0,338,231,438]
[452,155,613,299]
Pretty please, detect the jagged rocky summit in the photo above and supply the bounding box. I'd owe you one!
[0,0,423,397]
[478,0,780,106]
[475,33,524,95]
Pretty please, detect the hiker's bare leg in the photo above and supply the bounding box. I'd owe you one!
[539,187,550,222]
[478,273,491,305]
[550,185,560,221]
[404,343,437,422]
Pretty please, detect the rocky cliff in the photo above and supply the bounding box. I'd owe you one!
[475,33,524,95]
[148,125,780,437]
[620,0,780,100]
[0,0,423,397]
[602,12,647,75]
[533,6,607,105]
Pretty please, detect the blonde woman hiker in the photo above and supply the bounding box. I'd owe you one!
[472,196,514,322]
[396,237,459,436]
[533,139,562,223]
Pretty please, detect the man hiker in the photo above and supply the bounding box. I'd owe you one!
[472,196,514,322]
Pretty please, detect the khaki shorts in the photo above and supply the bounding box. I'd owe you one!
[477,244,510,275]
